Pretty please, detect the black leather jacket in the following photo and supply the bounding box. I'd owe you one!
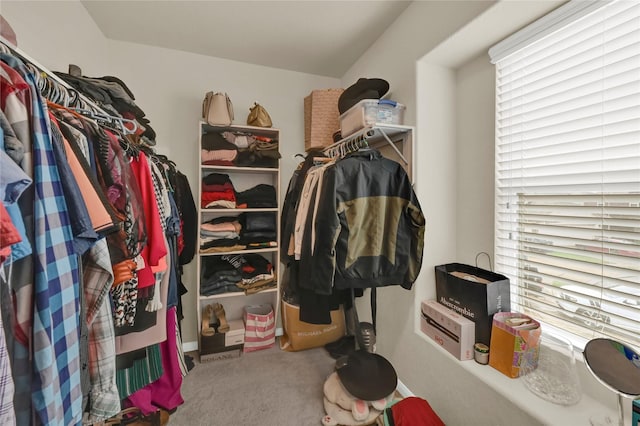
[300,149,425,295]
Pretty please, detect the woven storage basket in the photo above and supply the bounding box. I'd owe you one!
[304,88,344,151]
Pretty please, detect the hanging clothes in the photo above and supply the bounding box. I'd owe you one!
[1,52,84,426]
[0,40,195,425]
[282,147,425,325]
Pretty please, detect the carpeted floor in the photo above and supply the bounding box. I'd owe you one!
[169,343,336,426]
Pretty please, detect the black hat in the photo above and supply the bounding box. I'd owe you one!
[336,350,397,401]
[338,78,389,114]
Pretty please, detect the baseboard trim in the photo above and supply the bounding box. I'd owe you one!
[183,327,283,353]
[185,338,414,398]
[396,379,414,397]
[183,341,197,353]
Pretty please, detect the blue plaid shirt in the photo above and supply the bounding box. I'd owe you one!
[1,54,83,426]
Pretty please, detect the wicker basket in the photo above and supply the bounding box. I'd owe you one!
[304,88,344,151]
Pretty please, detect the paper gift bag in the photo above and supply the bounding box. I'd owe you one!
[488,312,541,378]
[279,300,346,352]
[243,304,276,353]
[435,263,511,345]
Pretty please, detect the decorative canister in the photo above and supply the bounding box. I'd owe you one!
[474,343,490,365]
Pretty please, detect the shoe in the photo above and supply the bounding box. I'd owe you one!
[201,305,215,337]
[212,303,230,332]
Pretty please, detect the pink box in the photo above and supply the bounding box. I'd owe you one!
[420,299,475,361]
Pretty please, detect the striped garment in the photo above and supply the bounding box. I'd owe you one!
[83,239,120,421]
[2,54,83,425]
[0,301,16,426]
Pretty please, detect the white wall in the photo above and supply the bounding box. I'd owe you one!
[2,0,621,423]
[455,53,496,264]
[2,0,339,346]
[1,0,108,75]
[105,39,339,344]
[344,0,618,424]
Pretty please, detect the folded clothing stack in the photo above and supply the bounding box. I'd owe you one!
[239,212,277,246]
[201,173,237,209]
[200,254,245,296]
[237,253,276,294]
[200,216,243,253]
[234,134,281,168]
[235,184,277,208]
[200,253,275,296]
[201,132,238,166]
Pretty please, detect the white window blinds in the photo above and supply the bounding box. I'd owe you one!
[492,0,640,348]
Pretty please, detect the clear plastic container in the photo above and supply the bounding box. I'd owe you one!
[519,330,582,406]
[340,99,406,137]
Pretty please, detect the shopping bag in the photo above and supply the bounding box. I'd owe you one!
[488,312,541,378]
[434,262,511,345]
[280,300,345,352]
[243,304,276,353]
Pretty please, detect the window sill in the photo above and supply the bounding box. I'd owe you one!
[416,331,618,425]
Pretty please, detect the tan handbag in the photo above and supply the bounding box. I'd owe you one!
[202,92,234,125]
[247,102,272,127]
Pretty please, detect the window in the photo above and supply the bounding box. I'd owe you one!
[490,0,640,349]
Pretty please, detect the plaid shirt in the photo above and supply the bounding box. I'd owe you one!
[84,239,120,421]
[2,54,83,426]
[0,286,16,425]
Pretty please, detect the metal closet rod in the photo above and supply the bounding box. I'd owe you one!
[0,35,110,117]
[323,126,409,165]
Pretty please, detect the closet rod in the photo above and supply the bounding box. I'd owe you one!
[0,34,110,117]
[322,125,409,165]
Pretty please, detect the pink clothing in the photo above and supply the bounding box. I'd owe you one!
[130,152,167,288]
[201,148,237,162]
[200,221,240,233]
[125,307,184,414]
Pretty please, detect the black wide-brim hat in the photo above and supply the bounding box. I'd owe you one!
[338,78,390,114]
[336,349,398,401]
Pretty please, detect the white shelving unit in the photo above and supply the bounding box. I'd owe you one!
[323,124,415,183]
[196,122,281,354]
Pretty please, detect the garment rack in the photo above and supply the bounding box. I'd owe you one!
[0,35,116,120]
[323,125,409,166]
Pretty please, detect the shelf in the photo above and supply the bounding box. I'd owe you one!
[199,287,278,300]
[200,121,280,137]
[201,208,278,214]
[325,124,412,162]
[201,165,278,173]
[323,123,414,183]
[199,247,278,256]
[197,122,281,355]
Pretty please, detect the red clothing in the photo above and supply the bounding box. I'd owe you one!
[0,204,21,265]
[200,185,236,208]
[130,152,167,288]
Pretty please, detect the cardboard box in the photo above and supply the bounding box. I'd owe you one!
[200,319,245,355]
[488,312,541,378]
[420,299,475,361]
[435,263,511,346]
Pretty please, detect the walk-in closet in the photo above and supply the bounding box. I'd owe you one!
[1,1,635,425]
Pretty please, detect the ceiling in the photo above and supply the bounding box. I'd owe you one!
[81,1,412,78]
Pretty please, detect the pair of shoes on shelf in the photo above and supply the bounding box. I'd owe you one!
[201,304,216,337]
[201,303,230,336]
[212,302,230,332]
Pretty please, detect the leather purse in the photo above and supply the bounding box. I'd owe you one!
[203,92,234,126]
[247,102,272,128]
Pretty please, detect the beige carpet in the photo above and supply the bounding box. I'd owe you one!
[169,343,336,426]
